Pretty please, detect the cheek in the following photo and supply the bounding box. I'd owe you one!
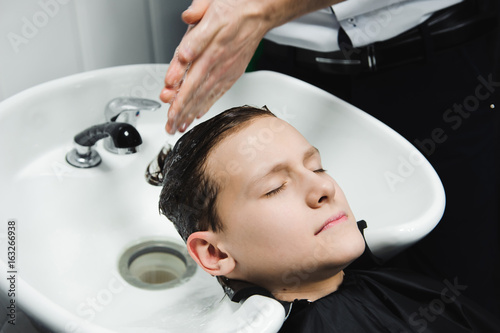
[227,201,300,248]
[255,200,304,233]
[222,202,271,238]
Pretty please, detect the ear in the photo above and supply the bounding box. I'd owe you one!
[186,231,236,276]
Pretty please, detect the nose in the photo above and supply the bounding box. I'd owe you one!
[304,172,336,208]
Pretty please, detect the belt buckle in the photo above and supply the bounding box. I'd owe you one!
[314,45,376,74]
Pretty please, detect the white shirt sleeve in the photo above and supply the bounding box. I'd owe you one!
[333,0,406,19]
[264,0,463,52]
[333,0,463,47]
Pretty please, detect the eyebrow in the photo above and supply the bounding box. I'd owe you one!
[249,146,320,186]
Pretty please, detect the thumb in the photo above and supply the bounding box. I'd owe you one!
[182,0,211,24]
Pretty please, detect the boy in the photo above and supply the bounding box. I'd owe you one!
[159,106,499,332]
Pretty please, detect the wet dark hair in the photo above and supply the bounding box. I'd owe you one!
[159,105,276,242]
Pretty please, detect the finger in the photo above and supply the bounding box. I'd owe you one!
[164,28,222,131]
[165,52,236,134]
[171,69,221,132]
[176,12,222,65]
[163,61,185,89]
[165,107,178,134]
[165,87,203,134]
[159,86,177,104]
[170,58,211,124]
[182,0,211,25]
[166,97,187,134]
[196,107,211,119]
[170,36,250,131]
[163,28,195,88]
[161,55,186,104]
[178,113,196,133]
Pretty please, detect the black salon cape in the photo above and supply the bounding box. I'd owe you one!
[278,223,500,333]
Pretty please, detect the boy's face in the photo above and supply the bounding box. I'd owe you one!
[206,116,365,293]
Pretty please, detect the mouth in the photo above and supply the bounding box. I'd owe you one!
[315,213,347,236]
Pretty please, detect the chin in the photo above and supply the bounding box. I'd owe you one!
[345,232,366,263]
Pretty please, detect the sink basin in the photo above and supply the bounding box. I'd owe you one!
[0,64,445,332]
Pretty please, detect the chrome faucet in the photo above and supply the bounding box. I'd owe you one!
[66,122,142,168]
[103,97,161,154]
[65,97,160,168]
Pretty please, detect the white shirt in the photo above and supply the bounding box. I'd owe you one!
[265,0,463,52]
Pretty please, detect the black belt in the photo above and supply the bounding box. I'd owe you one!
[262,0,498,75]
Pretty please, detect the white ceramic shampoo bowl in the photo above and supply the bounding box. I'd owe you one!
[0,64,444,333]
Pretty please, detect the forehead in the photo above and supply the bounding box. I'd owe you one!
[205,116,310,182]
[210,115,300,159]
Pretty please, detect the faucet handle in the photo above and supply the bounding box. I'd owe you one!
[103,97,160,154]
[105,97,161,126]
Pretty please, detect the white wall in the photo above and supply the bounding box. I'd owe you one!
[0,0,190,101]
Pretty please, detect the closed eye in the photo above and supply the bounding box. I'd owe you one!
[265,170,324,197]
[265,182,287,197]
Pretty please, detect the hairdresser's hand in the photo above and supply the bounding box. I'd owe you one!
[160,0,271,133]
[160,0,343,134]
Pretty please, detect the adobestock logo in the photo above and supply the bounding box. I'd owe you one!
[414,74,499,157]
[124,64,166,98]
[408,277,468,333]
[63,271,127,333]
[384,151,426,192]
[7,0,72,54]
[386,73,498,192]
[347,0,404,47]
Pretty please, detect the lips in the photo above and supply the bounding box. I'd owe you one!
[315,213,347,235]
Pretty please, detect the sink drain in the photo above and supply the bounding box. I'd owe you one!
[119,240,196,290]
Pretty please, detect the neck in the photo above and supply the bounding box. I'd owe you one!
[271,270,345,302]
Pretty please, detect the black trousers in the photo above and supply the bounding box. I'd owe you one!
[253,17,500,317]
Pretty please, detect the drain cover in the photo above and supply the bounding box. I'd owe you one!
[119,240,196,290]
